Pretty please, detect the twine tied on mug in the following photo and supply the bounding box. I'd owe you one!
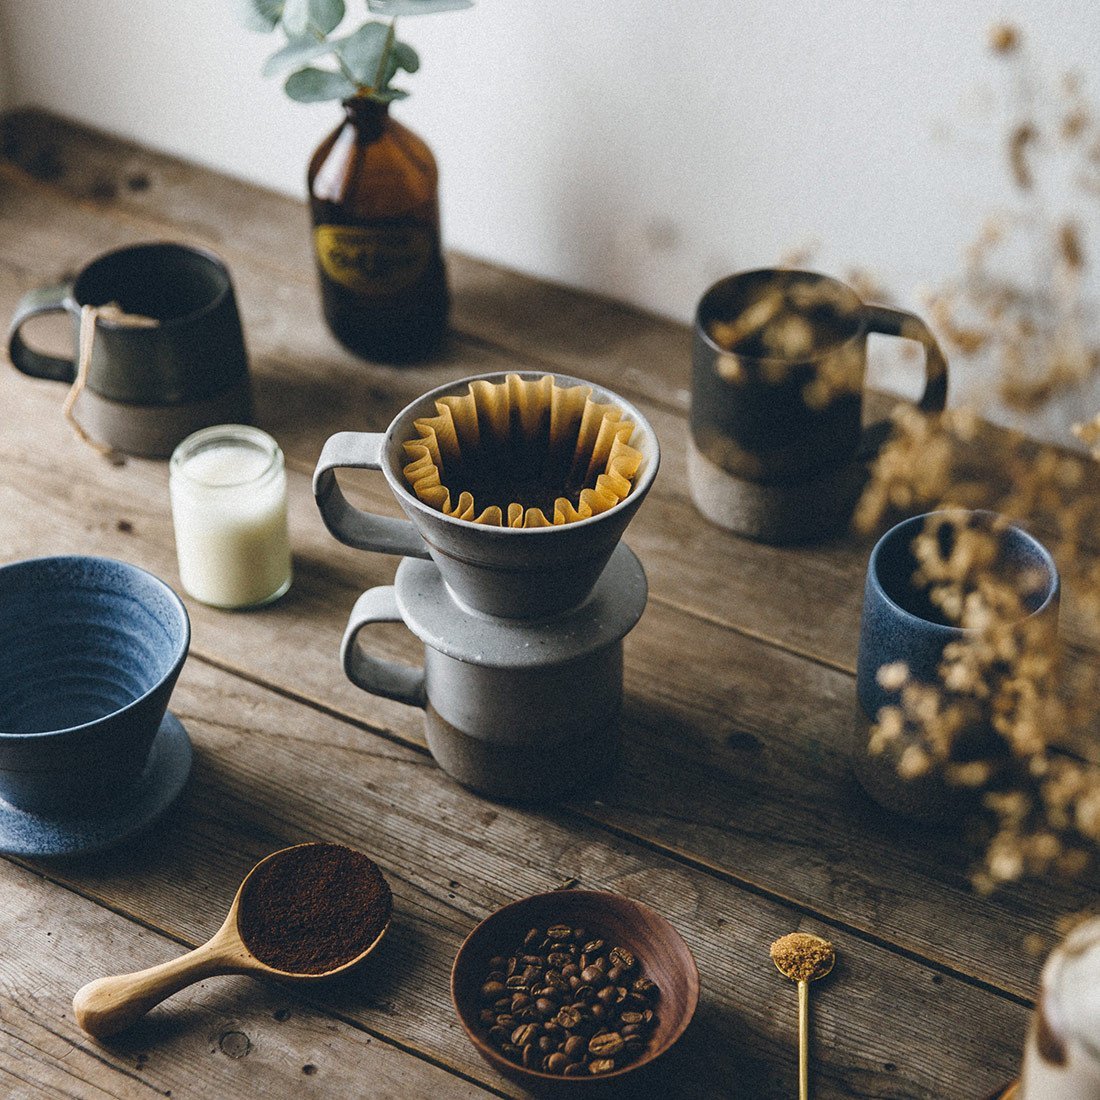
[63,303,158,460]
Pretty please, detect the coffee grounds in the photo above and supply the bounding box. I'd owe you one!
[237,843,392,975]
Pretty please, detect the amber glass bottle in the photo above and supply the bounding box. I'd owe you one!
[308,97,449,362]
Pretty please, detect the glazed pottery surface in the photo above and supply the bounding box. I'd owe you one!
[689,268,948,544]
[853,511,1059,823]
[314,371,660,619]
[0,556,190,813]
[8,242,252,457]
[0,712,192,857]
[451,890,699,1093]
[341,543,648,801]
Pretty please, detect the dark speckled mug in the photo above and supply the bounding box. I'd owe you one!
[853,511,1059,823]
[8,242,252,457]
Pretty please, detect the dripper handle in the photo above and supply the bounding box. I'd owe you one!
[313,432,431,559]
[341,586,427,708]
[73,934,246,1039]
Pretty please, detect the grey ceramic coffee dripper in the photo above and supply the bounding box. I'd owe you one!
[342,544,648,801]
[313,371,660,619]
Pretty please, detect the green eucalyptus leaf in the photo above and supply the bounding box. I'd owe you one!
[366,0,473,14]
[280,0,311,36]
[310,0,347,34]
[390,41,419,74]
[237,0,285,31]
[282,0,344,37]
[262,36,337,78]
[284,66,357,102]
[371,86,410,102]
[336,21,390,85]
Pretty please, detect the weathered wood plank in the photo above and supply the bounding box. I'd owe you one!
[0,356,1092,1010]
[2,120,1098,675]
[13,658,1029,1100]
[2,160,1100,695]
[0,861,496,1100]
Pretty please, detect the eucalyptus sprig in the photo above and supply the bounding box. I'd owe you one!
[239,0,473,104]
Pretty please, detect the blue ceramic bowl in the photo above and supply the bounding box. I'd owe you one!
[0,556,190,813]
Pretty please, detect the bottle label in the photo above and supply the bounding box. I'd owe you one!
[314,224,433,296]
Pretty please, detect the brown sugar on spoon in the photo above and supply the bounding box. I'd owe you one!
[770,932,836,983]
[237,842,392,974]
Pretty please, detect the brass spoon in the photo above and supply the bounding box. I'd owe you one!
[73,843,390,1040]
[770,932,836,1100]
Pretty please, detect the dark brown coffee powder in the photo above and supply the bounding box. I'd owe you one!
[237,843,392,974]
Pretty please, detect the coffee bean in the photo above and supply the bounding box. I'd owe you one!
[563,1034,587,1059]
[609,947,635,972]
[476,920,658,1076]
[546,1052,569,1073]
[589,1032,625,1058]
[512,1023,540,1047]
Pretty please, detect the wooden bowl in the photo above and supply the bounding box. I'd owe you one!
[451,890,699,1092]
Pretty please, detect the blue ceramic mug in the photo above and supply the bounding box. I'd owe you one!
[0,557,190,814]
[854,511,1059,822]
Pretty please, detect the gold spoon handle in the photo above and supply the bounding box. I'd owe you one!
[74,937,240,1039]
[798,978,809,1100]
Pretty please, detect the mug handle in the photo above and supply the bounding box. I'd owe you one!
[8,284,76,382]
[341,586,427,708]
[858,304,949,458]
[314,432,431,559]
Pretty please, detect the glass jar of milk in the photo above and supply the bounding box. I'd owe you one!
[170,425,292,609]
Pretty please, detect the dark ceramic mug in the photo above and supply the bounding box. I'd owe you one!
[689,268,949,544]
[8,242,252,457]
[0,556,190,814]
[853,511,1059,822]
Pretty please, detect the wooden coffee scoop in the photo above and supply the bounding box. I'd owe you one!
[73,843,391,1039]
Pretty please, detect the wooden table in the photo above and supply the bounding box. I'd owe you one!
[0,110,1093,1099]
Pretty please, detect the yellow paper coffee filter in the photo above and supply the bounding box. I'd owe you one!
[402,374,642,527]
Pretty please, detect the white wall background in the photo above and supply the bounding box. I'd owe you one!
[1,1,1099,437]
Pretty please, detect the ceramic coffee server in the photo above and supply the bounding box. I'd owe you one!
[314,371,660,799]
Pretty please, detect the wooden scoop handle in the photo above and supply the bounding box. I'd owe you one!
[74,934,247,1039]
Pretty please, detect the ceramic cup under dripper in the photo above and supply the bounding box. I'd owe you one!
[341,544,648,801]
[313,371,660,619]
